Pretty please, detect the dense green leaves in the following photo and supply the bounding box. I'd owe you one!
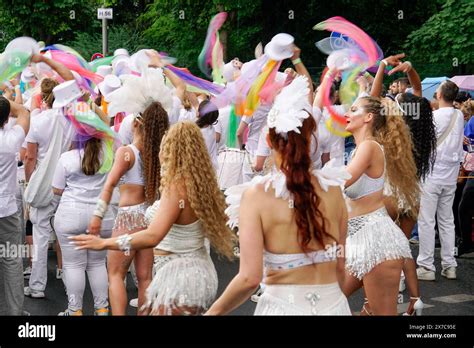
[0,0,471,79]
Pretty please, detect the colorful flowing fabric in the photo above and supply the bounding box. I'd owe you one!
[198,12,227,81]
[66,102,118,173]
[226,104,239,148]
[167,65,224,95]
[90,56,114,72]
[0,52,31,84]
[244,59,280,116]
[314,16,383,131]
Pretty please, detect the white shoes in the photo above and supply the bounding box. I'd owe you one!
[403,297,424,316]
[399,273,406,292]
[56,267,63,280]
[441,267,457,279]
[23,266,32,279]
[24,286,45,299]
[250,287,264,303]
[416,267,435,281]
[129,298,138,308]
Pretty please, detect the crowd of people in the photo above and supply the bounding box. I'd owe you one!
[0,30,473,317]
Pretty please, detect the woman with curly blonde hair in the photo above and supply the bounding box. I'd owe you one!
[340,95,419,315]
[71,121,236,315]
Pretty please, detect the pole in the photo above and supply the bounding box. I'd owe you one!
[102,17,108,56]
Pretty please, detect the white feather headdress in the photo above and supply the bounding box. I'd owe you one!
[267,75,311,135]
[106,67,173,116]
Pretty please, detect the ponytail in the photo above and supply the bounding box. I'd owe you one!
[82,138,102,175]
[269,115,336,252]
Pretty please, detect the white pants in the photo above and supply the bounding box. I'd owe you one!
[417,181,458,272]
[55,201,115,311]
[28,197,60,292]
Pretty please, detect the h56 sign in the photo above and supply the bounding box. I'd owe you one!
[98,8,113,19]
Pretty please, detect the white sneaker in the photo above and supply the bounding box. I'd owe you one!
[399,275,406,292]
[441,267,456,279]
[24,286,45,299]
[416,267,435,281]
[129,298,138,308]
[56,267,63,280]
[23,266,32,279]
[250,287,264,303]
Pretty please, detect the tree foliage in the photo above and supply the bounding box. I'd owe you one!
[404,0,474,76]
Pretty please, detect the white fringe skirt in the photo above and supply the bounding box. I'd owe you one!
[145,247,218,315]
[254,283,351,315]
[112,202,148,233]
[345,207,412,280]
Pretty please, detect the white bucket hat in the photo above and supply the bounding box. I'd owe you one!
[99,75,122,100]
[222,62,238,83]
[21,68,36,83]
[96,65,113,78]
[114,48,130,58]
[264,33,295,61]
[52,80,82,109]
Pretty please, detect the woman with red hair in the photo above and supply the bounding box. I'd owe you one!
[205,75,352,315]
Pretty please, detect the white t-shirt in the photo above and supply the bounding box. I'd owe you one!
[214,105,231,151]
[0,125,26,217]
[242,104,271,155]
[52,148,109,205]
[200,126,218,171]
[168,96,182,125]
[256,126,271,157]
[118,113,134,145]
[313,105,346,167]
[426,107,464,185]
[25,109,74,162]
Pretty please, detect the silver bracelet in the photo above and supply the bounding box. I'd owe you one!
[93,199,108,219]
[116,234,132,255]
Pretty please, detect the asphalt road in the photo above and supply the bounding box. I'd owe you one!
[23,245,474,316]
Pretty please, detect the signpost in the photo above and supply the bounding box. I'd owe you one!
[97,8,113,56]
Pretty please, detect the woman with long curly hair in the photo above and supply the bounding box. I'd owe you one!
[86,101,169,315]
[340,92,419,315]
[72,121,236,315]
[205,76,352,315]
[370,56,437,315]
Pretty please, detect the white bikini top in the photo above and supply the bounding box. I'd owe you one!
[224,159,351,269]
[119,144,145,186]
[344,141,385,200]
[264,245,337,271]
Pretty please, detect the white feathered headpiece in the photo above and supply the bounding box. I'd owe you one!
[267,75,311,135]
[106,67,173,116]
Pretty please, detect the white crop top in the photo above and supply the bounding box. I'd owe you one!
[344,141,385,200]
[119,144,144,186]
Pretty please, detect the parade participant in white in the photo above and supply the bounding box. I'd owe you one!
[206,76,352,315]
[416,81,464,281]
[0,97,30,315]
[23,56,76,299]
[72,122,236,315]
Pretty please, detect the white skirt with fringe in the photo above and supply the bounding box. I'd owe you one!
[254,283,351,315]
[345,207,412,280]
[145,247,217,315]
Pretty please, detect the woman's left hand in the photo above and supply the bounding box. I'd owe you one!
[69,234,106,251]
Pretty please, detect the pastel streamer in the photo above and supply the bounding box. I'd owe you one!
[226,104,239,148]
[244,59,279,116]
[167,65,224,95]
[211,31,225,84]
[66,102,119,173]
[90,56,114,72]
[198,12,227,79]
[0,52,31,84]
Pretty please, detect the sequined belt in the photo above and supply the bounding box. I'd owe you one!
[348,207,389,237]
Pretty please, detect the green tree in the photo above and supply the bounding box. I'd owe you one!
[404,0,474,77]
